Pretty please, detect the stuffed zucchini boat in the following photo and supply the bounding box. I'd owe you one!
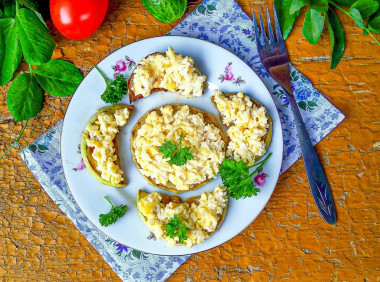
[81,104,134,187]
[137,185,229,247]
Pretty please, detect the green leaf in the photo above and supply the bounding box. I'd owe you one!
[310,0,329,13]
[17,0,38,11]
[0,10,3,18]
[349,7,365,28]
[34,60,83,97]
[16,8,55,65]
[290,0,310,14]
[333,0,357,6]
[0,18,22,85]
[33,10,47,28]
[28,144,37,153]
[274,0,301,39]
[350,0,379,18]
[7,73,43,121]
[198,5,206,15]
[207,5,216,11]
[302,8,326,44]
[298,101,307,111]
[327,7,345,69]
[368,15,380,32]
[131,250,141,259]
[307,101,318,109]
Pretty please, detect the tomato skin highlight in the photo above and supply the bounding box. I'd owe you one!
[50,0,109,40]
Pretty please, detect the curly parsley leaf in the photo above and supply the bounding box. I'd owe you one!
[165,215,188,243]
[99,196,127,227]
[219,153,272,200]
[94,65,128,104]
[158,131,194,166]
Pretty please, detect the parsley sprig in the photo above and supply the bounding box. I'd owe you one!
[165,215,188,243]
[94,65,128,104]
[99,196,127,227]
[158,132,194,166]
[219,153,272,199]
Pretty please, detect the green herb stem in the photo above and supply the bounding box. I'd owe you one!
[0,135,17,142]
[94,65,110,84]
[329,1,380,45]
[104,196,115,208]
[0,120,29,159]
[249,152,272,177]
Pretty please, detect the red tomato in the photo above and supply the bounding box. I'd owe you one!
[50,0,109,40]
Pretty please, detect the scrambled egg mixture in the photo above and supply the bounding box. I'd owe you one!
[131,46,206,98]
[85,108,130,184]
[138,185,228,247]
[214,90,269,166]
[133,105,225,190]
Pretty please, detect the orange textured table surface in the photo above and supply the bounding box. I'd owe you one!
[1,0,379,280]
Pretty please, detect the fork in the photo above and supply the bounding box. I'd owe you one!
[252,4,337,225]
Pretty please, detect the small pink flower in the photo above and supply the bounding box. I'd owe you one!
[254,173,267,187]
[114,60,127,72]
[225,72,234,81]
[225,62,233,73]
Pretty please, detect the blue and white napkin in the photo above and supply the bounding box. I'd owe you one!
[21,0,345,280]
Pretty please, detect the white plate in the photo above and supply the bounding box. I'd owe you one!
[61,36,283,256]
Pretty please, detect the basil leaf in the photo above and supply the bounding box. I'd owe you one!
[327,8,345,69]
[274,0,301,39]
[0,18,22,86]
[290,0,310,14]
[349,7,365,28]
[302,8,326,44]
[34,60,83,97]
[33,10,47,28]
[17,0,38,11]
[16,8,55,65]
[333,0,357,6]
[368,15,380,32]
[310,0,329,13]
[350,0,379,19]
[7,73,43,121]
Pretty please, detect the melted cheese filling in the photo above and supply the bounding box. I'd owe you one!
[85,108,130,184]
[214,90,269,166]
[131,46,206,98]
[138,185,228,247]
[133,105,225,190]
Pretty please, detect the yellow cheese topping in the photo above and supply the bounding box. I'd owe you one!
[133,105,225,190]
[131,46,206,98]
[214,90,269,166]
[138,185,228,247]
[85,108,130,184]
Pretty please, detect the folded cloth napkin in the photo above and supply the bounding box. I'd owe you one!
[21,0,345,281]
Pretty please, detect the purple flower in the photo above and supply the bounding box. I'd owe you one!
[243,29,251,35]
[254,173,267,187]
[114,60,127,72]
[115,243,128,253]
[73,158,85,171]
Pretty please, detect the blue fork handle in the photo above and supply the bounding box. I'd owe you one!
[286,89,337,224]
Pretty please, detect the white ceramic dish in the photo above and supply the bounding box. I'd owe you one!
[61,36,283,256]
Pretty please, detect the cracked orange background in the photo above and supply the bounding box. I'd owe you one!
[0,0,379,280]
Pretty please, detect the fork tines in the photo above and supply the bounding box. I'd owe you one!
[252,3,284,45]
